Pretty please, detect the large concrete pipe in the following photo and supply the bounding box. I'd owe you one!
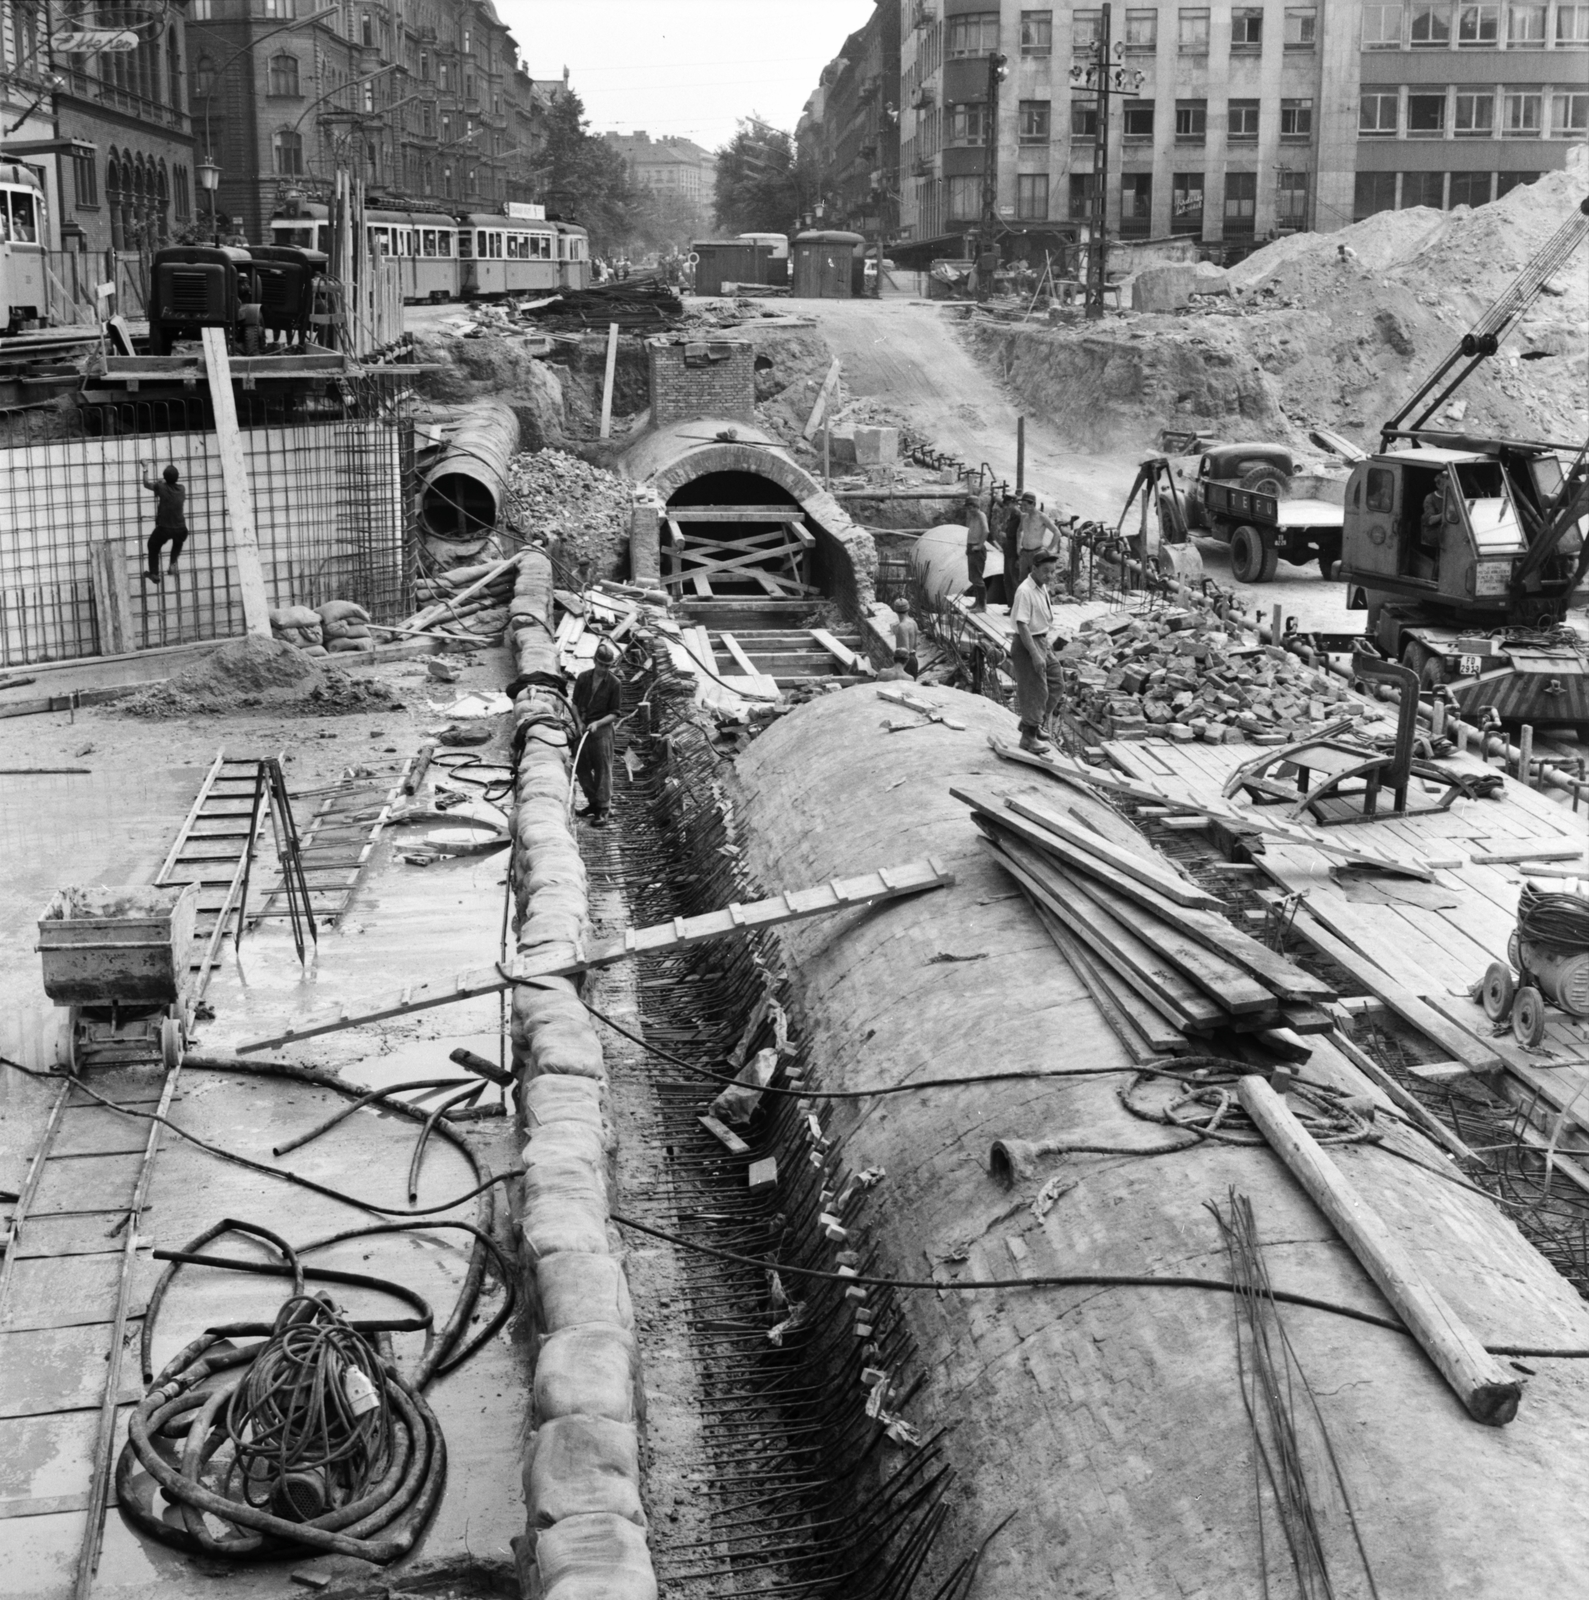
[909,520,1006,604]
[418,400,519,541]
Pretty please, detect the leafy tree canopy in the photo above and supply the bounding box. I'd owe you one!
[713,116,802,236]
[537,89,643,255]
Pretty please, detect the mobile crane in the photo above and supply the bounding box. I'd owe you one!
[1338,193,1589,734]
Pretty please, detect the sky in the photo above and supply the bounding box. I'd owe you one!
[494,0,879,152]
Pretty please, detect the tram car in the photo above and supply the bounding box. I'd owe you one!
[0,163,48,331]
[267,203,590,302]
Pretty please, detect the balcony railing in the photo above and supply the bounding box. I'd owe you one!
[60,66,188,131]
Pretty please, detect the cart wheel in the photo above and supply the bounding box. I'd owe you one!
[1507,931,1521,972]
[160,1016,184,1072]
[1481,961,1516,1022]
[64,1011,80,1074]
[1512,985,1547,1047]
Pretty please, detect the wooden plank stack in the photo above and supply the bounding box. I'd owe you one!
[954,781,1334,1060]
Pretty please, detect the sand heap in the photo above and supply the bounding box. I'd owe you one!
[967,163,1588,454]
[120,635,402,718]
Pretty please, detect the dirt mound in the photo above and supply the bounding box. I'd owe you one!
[970,163,1588,455]
[411,330,568,451]
[173,635,322,696]
[508,450,632,583]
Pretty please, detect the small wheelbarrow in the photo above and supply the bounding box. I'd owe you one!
[37,884,198,1072]
[1480,926,1589,1048]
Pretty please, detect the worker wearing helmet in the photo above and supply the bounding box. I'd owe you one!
[890,596,920,677]
[572,637,621,827]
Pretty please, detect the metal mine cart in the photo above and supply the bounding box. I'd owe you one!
[37,884,198,1071]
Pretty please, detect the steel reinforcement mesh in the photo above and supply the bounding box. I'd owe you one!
[0,381,419,668]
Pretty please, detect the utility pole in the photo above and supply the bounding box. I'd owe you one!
[975,48,1009,268]
[1071,3,1143,319]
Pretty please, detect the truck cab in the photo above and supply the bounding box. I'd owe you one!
[1342,443,1580,636]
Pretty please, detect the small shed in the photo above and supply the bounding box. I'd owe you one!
[690,240,787,295]
[791,231,866,299]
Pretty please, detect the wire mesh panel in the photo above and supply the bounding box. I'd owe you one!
[0,383,416,668]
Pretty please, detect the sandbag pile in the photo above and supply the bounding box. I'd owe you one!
[407,557,519,639]
[1060,610,1361,745]
[268,605,326,657]
[319,598,376,654]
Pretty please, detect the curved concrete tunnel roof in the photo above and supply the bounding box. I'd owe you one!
[725,682,1589,1598]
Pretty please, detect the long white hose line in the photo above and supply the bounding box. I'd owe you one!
[566,726,591,819]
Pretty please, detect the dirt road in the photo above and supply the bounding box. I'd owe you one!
[799,295,1356,633]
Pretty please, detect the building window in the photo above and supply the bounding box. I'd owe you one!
[1553,92,1589,135]
[946,12,1000,57]
[419,49,429,78]
[1124,8,1157,48]
[1449,170,1492,205]
[1558,4,1589,41]
[1232,8,1264,48]
[1410,4,1451,43]
[1229,100,1260,140]
[1120,171,1152,232]
[1403,169,1445,205]
[1355,170,1398,216]
[1016,173,1049,219]
[1361,90,1400,133]
[1179,8,1210,51]
[1073,9,1102,50]
[1284,7,1317,46]
[1504,89,1542,134]
[1122,100,1154,138]
[1175,99,1207,140]
[439,61,449,89]
[190,0,211,16]
[360,10,373,45]
[262,0,295,15]
[1281,98,1313,138]
[1496,170,1538,196]
[73,150,98,208]
[1069,171,1097,218]
[1508,3,1547,43]
[947,103,988,145]
[1363,3,1405,45]
[422,101,433,135]
[1171,171,1203,232]
[1276,169,1310,227]
[1019,100,1051,143]
[195,54,217,99]
[272,128,304,174]
[174,163,190,220]
[1020,9,1052,54]
[1454,92,1494,134]
[1224,170,1257,229]
[946,174,980,219]
[1071,100,1098,139]
[1408,92,1447,134]
[267,52,299,95]
[462,26,470,51]
[1457,3,1499,40]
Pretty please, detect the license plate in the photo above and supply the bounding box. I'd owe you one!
[1460,654,1482,678]
[1474,563,1512,596]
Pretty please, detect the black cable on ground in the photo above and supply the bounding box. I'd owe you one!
[609,1211,1589,1358]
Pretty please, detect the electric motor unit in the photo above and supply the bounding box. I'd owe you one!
[1516,937,1589,1017]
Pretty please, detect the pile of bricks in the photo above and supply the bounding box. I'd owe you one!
[1060,610,1363,745]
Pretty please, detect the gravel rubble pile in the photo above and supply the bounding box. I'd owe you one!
[507,450,632,582]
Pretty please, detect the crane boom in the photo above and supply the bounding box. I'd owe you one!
[1381,194,1589,448]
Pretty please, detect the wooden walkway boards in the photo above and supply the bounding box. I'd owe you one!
[1105,733,1589,1146]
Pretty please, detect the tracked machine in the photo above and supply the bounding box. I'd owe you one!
[1339,193,1589,734]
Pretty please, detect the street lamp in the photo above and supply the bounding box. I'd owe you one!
[198,155,220,246]
[1070,6,1145,319]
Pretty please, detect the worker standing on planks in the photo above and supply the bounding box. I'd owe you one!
[1010,549,1064,754]
[998,491,1022,605]
[572,639,622,828]
[138,462,189,586]
[964,493,990,611]
[890,597,920,677]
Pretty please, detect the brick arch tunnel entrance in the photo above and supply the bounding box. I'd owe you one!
[663,470,813,601]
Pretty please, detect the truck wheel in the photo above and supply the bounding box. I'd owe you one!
[1316,537,1342,581]
[1239,464,1291,499]
[1231,524,1275,584]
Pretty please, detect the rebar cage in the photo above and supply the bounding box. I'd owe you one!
[0,376,422,669]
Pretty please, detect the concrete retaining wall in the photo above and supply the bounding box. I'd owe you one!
[506,551,656,1600]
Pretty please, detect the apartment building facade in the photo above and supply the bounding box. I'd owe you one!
[1353,1,1588,216]
[604,131,718,204]
[796,2,902,242]
[188,0,564,243]
[897,2,1359,254]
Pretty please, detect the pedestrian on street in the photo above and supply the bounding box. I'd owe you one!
[998,492,1022,604]
[572,638,622,827]
[1010,549,1065,754]
[890,597,920,677]
[139,462,189,586]
[964,493,990,610]
[1015,490,1063,588]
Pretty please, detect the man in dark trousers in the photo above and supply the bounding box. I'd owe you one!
[140,462,188,585]
[572,639,621,827]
